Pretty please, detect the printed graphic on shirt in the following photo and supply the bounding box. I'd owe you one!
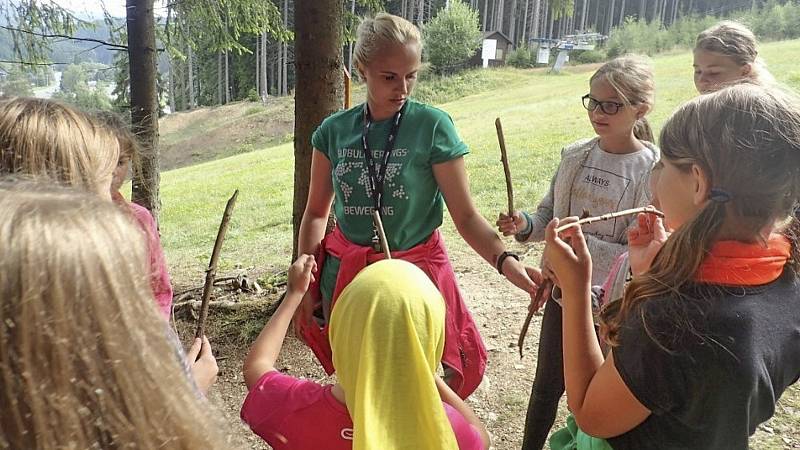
[312,100,468,253]
[333,146,410,215]
[572,165,632,239]
[569,144,654,241]
[340,428,354,440]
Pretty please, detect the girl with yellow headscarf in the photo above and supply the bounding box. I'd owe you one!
[241,257,490,450]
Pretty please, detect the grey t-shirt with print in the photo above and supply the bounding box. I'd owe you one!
[570,143,656,244]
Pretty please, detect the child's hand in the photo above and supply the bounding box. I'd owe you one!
[496,211,526,236]
[288,254,317,296]
[543,217,592,295]
[628,212,669,276]
[186,336,219,396]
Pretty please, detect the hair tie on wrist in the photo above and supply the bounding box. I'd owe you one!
[709,188,732,203]
[496,251,520,275]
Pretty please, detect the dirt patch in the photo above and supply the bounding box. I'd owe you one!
[158,98,294,171]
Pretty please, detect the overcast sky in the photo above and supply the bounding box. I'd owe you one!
[51,0,167,20]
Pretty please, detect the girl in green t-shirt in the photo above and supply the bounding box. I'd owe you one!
[294,12,543,399]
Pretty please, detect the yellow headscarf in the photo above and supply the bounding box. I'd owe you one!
[329,260,459,450]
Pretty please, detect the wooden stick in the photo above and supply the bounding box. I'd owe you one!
[554,206,664,233]
[518,278,553,358]
[343,68,351,109]
[195,189,240,340]
[518,209,591,358]
[372,210,391,259]
[495,118,514,215]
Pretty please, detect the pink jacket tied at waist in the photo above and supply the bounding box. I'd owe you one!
[297,227,487,399]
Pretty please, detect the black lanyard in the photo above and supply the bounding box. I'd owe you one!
[361,102,405,211]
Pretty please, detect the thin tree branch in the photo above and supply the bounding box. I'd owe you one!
[0,59,71,66]
[0,25,128,50]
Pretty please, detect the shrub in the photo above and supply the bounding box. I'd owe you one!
[506,46,536,68]
[422,0,482,74]
[605,15,716,58]
[413,68,493,104]
[246,88,261,102]
[570,49,606,64]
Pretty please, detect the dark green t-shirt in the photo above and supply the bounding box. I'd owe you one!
[311,99,468,300]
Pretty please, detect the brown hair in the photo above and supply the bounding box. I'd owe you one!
[94,110,140,161]
[0,97,119,197]
[590,55,656,142]
[695,21,774,86]
[602,84,800,347]
[0,180,233,449]
[354,12,421,69]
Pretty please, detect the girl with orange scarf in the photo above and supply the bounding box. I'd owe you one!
[545,84,800,449]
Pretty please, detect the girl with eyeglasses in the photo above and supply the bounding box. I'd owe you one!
[496,55,659,450]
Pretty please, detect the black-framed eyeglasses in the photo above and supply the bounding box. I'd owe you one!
[582,94,625,115]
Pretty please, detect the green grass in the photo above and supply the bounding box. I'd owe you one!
[159,38,800,279]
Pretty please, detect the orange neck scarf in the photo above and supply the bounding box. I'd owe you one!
[695,234,792,286]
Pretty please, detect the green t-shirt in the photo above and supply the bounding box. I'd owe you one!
[312,99,468,300]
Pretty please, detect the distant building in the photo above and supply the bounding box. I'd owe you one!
[470,31,514,68]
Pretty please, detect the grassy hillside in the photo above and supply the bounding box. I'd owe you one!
[157,39,800,281]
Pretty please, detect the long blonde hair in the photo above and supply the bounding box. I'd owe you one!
[590,55,656,141]
[0,97,119,196]
[0,180,232,449]
[695,21,775,86]
[601,84,800,347]
[354,12,421,69]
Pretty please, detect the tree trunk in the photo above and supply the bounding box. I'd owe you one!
[276,42,282,96]
[256,35,260,97]
[224,51,230,103]
[348,0,356,74]
[521,0,530,44]
[580,0,587,30]
[531,0,540,38]
[509,0,518,44]
[187,45,195,108]
[496,0,505,34]
[217,52,222,104]
[168,58,175,113]
[618,0,626,26]
[607,0,616,33]
[293,0,344,258]
[282,0,289,95]
[482,0,489,30]
[593,0,600,31]
[639,0,646,20]
[127,0,161,223]
[261,31,268,100]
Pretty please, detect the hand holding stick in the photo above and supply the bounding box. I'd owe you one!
[518,278,553,358]
[554,206,664,233]
[495,118,515,216]
[518,210,592,358]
